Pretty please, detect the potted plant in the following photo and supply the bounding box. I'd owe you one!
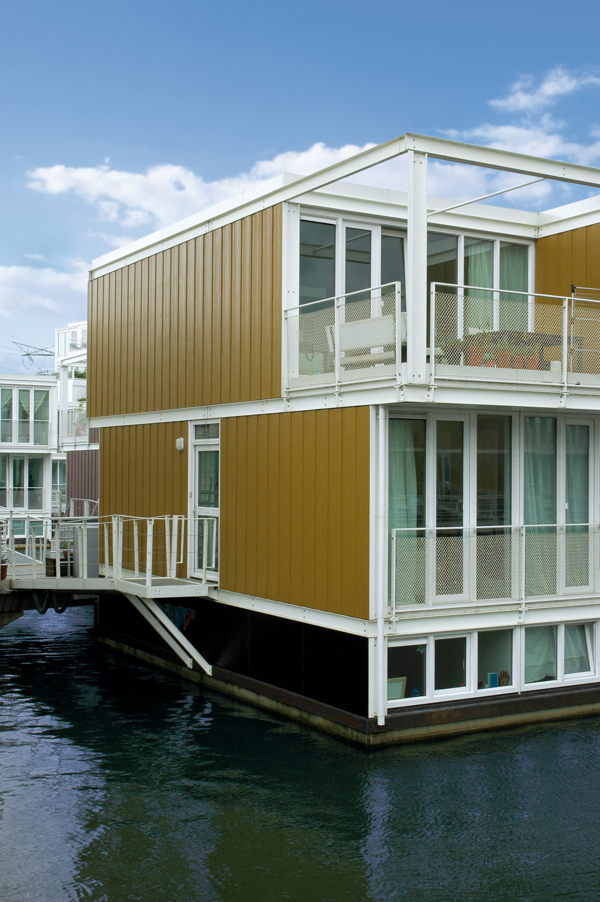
[525,341,540,370]
[511,335,526,369]
[495,334,512,369]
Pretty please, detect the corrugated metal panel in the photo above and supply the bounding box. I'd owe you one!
[66,449,100,504]
[536,224,600,296]
[220,408,371,619]
[99,422,187,518]
[88,206,283,418]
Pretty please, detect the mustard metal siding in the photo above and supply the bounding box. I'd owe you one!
[99,422,187,518]
[536,225,600,297]
[88,206,283,418]
[220,408,371,620]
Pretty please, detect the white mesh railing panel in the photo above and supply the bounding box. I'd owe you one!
[286,284,401,391]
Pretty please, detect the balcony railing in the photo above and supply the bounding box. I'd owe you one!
[285,282,404,392]
[391,524,599,609]
[431,283,600,388]
[60,407,89,445]
[1,514,219,588]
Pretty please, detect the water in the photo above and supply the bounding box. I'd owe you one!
[1,609,600,902]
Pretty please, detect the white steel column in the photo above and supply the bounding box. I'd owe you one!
[406,150,428,385]
[376,405,387,726]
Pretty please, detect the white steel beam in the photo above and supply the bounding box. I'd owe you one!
[406,150,428,384]
[125,593,212,675]
[406,133,600,187]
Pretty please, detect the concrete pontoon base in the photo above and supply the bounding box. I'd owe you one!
[92,628,600,748]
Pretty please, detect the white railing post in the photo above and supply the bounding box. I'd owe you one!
[117,516,124,580]
[111,515,118,578]
[430,282,437,386]
[391,530,397,611]
[334,297,341,390]
[165,516,171,579]
[82,520,88,579]
[395,282,402,386]
[103,522,110,570]
[77,523,83,580]
[69,498,74,518]
[170,516,179,578]
[521,526,527,616]
[84,500,90,518]
[146,519,154,589]
[133,520,139,578]
[562,296,569,391]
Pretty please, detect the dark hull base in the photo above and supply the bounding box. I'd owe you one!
[91,623,600,748]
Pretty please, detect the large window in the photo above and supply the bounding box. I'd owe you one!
[193,422,220,578]
[0,455,45,510]
[0,388,50,445]
[299,220,335,307]
[387,620,596,707]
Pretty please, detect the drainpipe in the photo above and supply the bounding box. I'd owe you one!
[377,405,387,726]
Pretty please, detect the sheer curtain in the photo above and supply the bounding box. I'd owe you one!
[525,625,557,683]
[388,420,424,605]
[524,417,556,596]
[465,239,493,332]
[565,624,591,674]
[500,243,528,330]
[566,424,589,588]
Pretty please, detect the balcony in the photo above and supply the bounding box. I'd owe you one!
[431,284,600,390]
[285,283,404,393]
[60,406,89,445]
[391,525,600,610]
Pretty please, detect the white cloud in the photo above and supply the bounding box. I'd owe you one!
[0,263,88,372]
[28,141,374,234]
[24,253,49,262]
[490,67,600,113]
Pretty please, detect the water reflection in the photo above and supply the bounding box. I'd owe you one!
[1,609,600,900]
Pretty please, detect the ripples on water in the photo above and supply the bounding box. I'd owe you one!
[1,608,600,901]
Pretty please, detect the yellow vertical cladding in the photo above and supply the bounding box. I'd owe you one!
[220,407,371,620]
[99,422,188,518]
[536,224,600,297]
[88,205,283,418]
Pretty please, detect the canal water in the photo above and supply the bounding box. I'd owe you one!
[1,608,600,902]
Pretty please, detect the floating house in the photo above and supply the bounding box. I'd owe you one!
[84,133,600,744]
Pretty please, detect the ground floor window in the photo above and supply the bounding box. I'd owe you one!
[387,620,597,705]
[0,454,45,510]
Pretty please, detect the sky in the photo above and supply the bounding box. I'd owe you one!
[1,0,600,373]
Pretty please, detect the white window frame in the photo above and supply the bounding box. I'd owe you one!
[0,453,47,512]
[189,421,220,581]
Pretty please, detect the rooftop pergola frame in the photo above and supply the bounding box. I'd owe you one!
[91,133,600,385]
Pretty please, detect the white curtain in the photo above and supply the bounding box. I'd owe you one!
[465,239,493,332]
[388,420,423,604]
[525,625,557,683]
[524,417,556,596]
[565,624,591,674]
[500,243,528,330]
[565,424,590,588]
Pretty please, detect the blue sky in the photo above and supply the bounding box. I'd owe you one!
[1,0,600,372]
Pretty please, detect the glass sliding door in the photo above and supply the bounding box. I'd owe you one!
[428,233,458,342]
[344,227,371,321]
[381,232,405,313]
[500,243,528,330]
[524,417,557,596]
[464,238,494,332]
[564,424,590,590]
[389,419,425,605]
[436,420,464,597]
[298,220,336,376]
[18,391,30,443]
[477,416,512,599]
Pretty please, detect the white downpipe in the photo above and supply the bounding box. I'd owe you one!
[376,404,387,726]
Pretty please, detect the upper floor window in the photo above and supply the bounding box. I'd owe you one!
[0,388,49,445]
[299,219,529,320]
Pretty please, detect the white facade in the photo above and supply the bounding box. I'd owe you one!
[0,374,61,525]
